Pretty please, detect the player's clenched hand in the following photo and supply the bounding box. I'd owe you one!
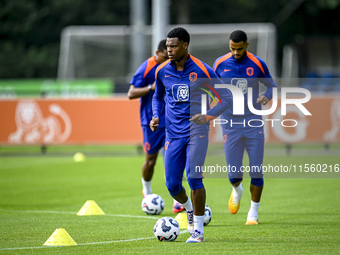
[189,114,207,125]
[150,117,159,132]
[257,95,268,105]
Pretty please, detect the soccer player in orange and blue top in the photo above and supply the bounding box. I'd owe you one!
[213,30,277,225]
[151,27,233,242]
[128,39,184,213]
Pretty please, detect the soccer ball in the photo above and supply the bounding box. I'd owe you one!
[154,217,180,241]
[204,205,212,226]
[141,194,164,215]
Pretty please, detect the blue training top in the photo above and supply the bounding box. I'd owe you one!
[213,51,277,127]
[130,56,165,128]
[152,54,233,138]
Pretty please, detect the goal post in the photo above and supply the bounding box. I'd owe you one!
[58,23,277,91]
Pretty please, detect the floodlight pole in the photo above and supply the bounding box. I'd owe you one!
[152,0,169,53]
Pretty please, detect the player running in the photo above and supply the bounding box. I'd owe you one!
[213,30,277,225]
[151,27,233,242]
[128,39,184,213]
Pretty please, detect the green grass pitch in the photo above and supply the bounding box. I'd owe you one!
[0,145,339,254]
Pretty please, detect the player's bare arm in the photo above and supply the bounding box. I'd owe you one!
[150,117,159,132]
[257,95,268,105]
[127,83,155,100]
[189,114,207,125]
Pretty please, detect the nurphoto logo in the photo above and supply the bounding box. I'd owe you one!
[201,85,312,128]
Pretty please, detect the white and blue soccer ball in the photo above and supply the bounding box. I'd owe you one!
[141,194,164,215]
[204,205,212,226]
[154,217,180,241]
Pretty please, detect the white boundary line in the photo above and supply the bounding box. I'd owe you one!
[0,236,155,251]
[0,230,188,251]
[0,231,188,251]
[0,246,48,251]
[0,209,187,251]
[104,213,159,220]
[0,209,159,219]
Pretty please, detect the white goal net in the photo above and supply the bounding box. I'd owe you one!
[58,23,277,92]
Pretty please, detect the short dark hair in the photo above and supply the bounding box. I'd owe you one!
[230,30,248,43]
[167,27,190,45]
[157,39,167,51]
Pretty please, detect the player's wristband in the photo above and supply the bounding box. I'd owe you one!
[148,85,152,91]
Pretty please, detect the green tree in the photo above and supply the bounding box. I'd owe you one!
[0,0,129,78]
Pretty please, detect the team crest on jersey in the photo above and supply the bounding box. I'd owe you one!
[164,141,169,151]
[231,78,248,94]
[223,134,228,143]
[189,72,197,82]
[144,142,151,151]
[172,84,189,101]
[246,67,254,76]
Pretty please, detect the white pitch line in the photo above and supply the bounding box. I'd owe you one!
[0,246,48,251]
[104,213,159,220]
[0,209,75,215]
[0,209,159,219]
[0,230,188,251]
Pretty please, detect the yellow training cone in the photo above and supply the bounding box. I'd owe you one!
[77,200,105,216]
[43,228,77,246]
[73,152,85,162]
[175,212,187,229]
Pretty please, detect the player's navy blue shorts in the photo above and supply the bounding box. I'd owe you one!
[223,127,264,179]
[164,133,208,196]
[142,126,165,155]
